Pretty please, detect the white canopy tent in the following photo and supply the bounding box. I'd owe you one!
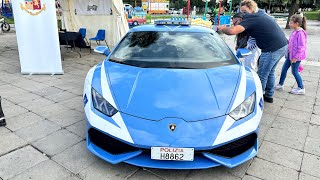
[58,0,129,49]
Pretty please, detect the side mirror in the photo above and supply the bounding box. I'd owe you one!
[94,46,110,56]
[236,48,252,58]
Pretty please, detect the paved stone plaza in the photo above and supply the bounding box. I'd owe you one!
[0,21,320,180]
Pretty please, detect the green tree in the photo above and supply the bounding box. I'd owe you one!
[285,0,299,29]
[170,0,187,9]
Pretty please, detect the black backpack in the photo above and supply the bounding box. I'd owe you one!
[236,32,249,49]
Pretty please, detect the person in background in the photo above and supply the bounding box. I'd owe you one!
[55,0,62,16]
[235,4,240,13]
[217,0,288,103]
[297,8,304,17]
[275,15,307,95]
[219,6,225,15]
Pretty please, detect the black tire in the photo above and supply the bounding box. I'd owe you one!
[133,21,139,26]
[1,22,10,32]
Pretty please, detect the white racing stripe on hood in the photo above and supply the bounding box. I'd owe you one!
[84,64,134,143]
[213,67,263,146]
[100,61,118,109]
[212,115,236,146]
[231,65,246,111]
[84,65,96,98]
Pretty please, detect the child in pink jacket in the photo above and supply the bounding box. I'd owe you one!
[275,14,307,95]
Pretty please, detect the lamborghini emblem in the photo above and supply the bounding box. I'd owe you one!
[169,124,176,132]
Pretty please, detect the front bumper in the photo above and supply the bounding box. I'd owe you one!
[86,123,258,169]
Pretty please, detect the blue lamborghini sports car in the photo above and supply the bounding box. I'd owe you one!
[83,20,264,169]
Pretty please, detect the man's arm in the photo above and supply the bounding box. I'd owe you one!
[217,25,245,35]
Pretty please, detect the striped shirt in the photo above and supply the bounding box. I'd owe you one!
[247,36,258,50]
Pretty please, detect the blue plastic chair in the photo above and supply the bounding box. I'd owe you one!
[79,28,86,38]
[89,29,109,52]
[79,28,88,43]
[78,28,89,50]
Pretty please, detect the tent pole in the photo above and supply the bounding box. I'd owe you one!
[187,0,190,19]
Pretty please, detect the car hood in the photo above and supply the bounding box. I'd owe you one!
[105,61,241,121]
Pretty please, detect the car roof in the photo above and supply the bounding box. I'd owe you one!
[129,24,216,33]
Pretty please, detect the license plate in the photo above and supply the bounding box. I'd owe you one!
[151,147,194,161]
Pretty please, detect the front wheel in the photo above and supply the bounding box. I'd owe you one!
[1,22,10,32]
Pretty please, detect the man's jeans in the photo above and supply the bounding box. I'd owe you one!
[279,54,304,89]
[257,45,287,98]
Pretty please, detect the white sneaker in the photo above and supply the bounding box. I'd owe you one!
[290,87,299,93]
[290,88,305,95]
[275,84,284,90]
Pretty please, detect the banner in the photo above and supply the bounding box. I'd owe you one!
[74,0,112,15]
[12,0,63,75]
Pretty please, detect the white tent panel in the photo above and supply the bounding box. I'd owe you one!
[59,0,129,49]
[74,0,112,15]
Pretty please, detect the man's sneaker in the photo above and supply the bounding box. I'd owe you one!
[275,84,284,90]
[0,117,6,127]
[290,88,305,95]
[263,95,273,103]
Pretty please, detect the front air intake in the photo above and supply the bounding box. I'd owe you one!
[88,128,139,155]
[208,133,257,158]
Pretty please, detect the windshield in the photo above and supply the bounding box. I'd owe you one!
[110,31,237,69]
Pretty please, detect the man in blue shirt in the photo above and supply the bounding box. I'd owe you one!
[217,0,288,103]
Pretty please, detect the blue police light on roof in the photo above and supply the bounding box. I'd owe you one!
[154,19,191,26]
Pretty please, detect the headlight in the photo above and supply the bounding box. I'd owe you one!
[91,88,118,117]
[229,93,255,120]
